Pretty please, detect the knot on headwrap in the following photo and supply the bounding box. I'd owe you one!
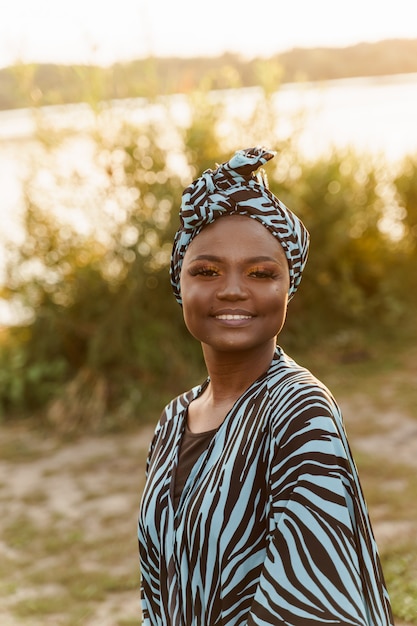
[170,147,310,304]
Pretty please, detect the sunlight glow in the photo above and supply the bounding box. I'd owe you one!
[0,0,416,68]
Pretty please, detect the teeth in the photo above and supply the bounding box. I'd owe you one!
[216,314,251,320]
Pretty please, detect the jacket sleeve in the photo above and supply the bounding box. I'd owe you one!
[140,583,151,626]
[139,424,162,626]
[245,388,393,626]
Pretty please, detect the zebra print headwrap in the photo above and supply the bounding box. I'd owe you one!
[170,147,310,304]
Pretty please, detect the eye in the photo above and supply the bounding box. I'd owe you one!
[248,268,276,279]
[189,265,219,277]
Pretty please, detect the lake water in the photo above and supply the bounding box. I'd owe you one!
[2,72,417,231]
[274,72,417,159]
[1,73,417,323]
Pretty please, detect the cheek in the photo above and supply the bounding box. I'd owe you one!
[266,282,289,305]
[180,272,197,305]
[180,283,203,329]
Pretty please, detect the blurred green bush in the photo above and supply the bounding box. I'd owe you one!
[0,87,416,430]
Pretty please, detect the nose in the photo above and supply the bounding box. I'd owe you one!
[216,272,248,300]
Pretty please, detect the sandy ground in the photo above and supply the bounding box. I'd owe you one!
[0,401,416,625]
[0,424,155,626]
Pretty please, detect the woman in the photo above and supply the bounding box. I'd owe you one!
[138,147,394,626]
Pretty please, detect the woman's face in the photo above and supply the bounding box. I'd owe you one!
[180,215,290,355]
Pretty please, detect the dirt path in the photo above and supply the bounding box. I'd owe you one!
[0,424,154,626]
[340,392,417,552]
[0,405,415,625]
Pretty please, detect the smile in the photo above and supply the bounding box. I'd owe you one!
[215,314,253,320]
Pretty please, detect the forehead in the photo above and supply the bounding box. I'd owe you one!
[185,214,286,260]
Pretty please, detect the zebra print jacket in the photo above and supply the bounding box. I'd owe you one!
[138,347,393,626]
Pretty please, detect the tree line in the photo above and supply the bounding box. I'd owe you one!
[1,38,417,111]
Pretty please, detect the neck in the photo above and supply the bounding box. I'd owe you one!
[201,341,276,405]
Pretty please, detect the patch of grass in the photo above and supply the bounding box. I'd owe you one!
[354,452,417,521]
[69,453,115,474]
[42,466,60,477]
[390,377,417,417]
[0,438,44,463]
[382,545,417,624]
[0,421,59,462]
[3,514,38,549]
[13,593,70,617]
[92,537,138,571]
[43,528,85,554]
[63,569,137,601]
[13,593,95,625]
[350,450,417,626]
[64,605,95,625]
[296,333,417,419]
[28,562,137,603]
[0,556,18,597]
[28,544,138,596]
[21,488,48,505]
[80,489,104,501]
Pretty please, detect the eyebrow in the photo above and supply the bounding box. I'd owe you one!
[188,254,282,264]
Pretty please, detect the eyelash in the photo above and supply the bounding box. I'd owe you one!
[248,268,276,279]
[189,266,276,279]
[190,266,219,277]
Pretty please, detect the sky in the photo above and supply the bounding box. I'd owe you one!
[0,0,416,68]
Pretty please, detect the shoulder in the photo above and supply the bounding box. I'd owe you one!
[266,346,342,430]
[264,349,353,466]
[267,347,338,404]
